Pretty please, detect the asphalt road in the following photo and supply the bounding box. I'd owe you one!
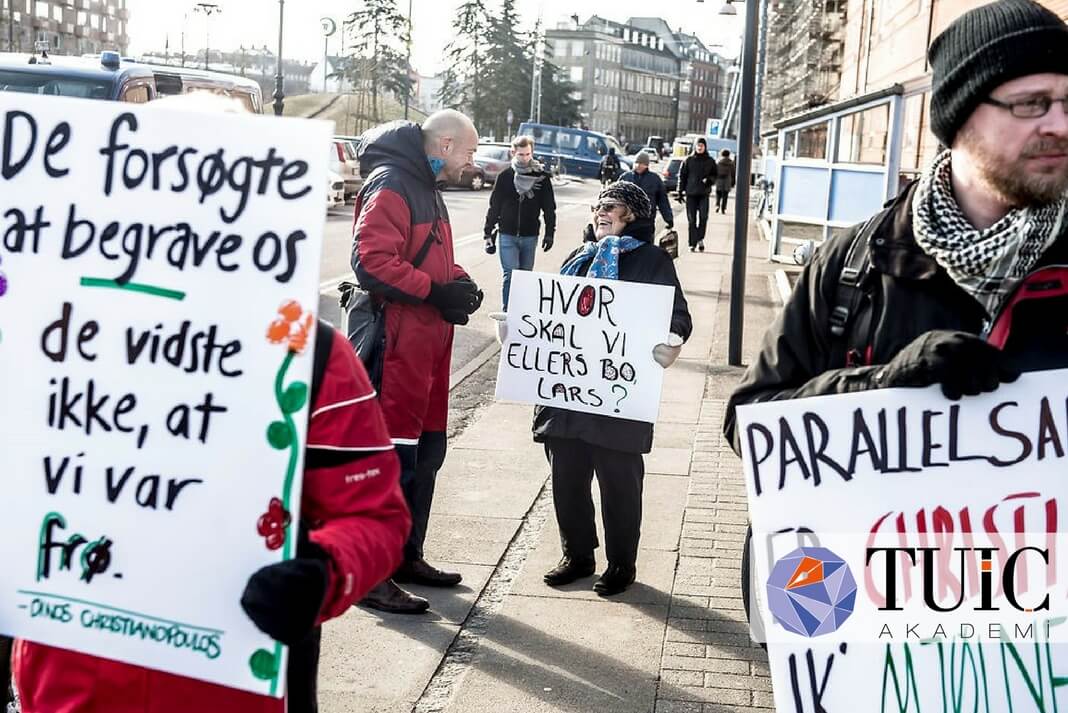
[316,178,608,377]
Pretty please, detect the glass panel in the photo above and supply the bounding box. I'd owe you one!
[780,221,825,244]
[795,122,828,160]
[556,131,583,151]
[836,103,889,165]
[898,94,925,172]
[0,70,111,99]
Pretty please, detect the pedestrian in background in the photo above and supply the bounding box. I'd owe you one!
[533,182,692,597]
[599,146,622,186]
[620,151,675,232]
[715,149,736,214]
[352,109,484,614]
[677,138,715,252]
[483,135,557,310]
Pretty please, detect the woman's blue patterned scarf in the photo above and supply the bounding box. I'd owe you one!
[560,235,644,280]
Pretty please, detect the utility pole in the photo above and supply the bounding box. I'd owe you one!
[528,16,543,122]
[6,0,14,53]
[273,0,285,116]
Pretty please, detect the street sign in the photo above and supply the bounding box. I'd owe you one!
[320,17,337,37]
[507,109,514,125]
[706,118,722,137]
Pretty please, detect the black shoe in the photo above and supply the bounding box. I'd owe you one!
[359,580,429,614]
[593,564,636,596]
[393,558,463,587]
[698,241,705,252]
[689,246,696,252]
[543,555,596,586]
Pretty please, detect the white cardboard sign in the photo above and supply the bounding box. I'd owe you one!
[494,270,674,423]
[738,372,1068,711]
[0,93,329,696]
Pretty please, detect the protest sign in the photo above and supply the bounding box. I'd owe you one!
[737,373,1068,711]
[494,270,674,423]
[0,93,329,696]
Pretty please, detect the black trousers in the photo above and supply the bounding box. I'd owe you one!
[544,437,645,566]
[685,195,710,247]
[396,431,447,562]
[286,626,321,713]
[716,188,730,213]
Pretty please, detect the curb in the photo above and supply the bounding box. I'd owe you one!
[449,341,500,392]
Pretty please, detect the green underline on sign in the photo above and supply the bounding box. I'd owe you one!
[79,278,186,301]
[16,589,224,634]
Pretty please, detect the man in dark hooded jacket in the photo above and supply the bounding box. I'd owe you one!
[677,138,716,252]
[351,110,484,613]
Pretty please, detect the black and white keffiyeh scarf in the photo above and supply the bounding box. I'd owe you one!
[512,158,545,199]
[912,150,1067,318]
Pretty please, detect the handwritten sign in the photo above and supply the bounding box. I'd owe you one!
[738,373,1068,711]
[0,93,329,696]
[494,270,673,423]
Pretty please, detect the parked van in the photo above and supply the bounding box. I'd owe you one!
[673,133,738,158]
[145,63,263,114]
[516,122,631,179]
[0,49,156,102]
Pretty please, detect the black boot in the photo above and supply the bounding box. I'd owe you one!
[593,563,636,596]
[394,558,463,587]
[359,580,430,614]
[543,555,596,586]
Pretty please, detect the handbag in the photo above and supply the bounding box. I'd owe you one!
[658,229,679,260]
[340,204,441,388]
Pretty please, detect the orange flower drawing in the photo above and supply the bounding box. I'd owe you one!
[265,301,315,354]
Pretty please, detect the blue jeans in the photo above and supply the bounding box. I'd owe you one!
[499,234,537,309]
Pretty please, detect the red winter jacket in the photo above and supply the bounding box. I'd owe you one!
[350,121,468,440]
[14,326,409,713]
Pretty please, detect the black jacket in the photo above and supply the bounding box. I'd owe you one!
[533,219,693,454]
[620,169,674,226]
[715,157,735,192]
[723,181,1068,451]
[678,153,715,196]
[484,166,557,239]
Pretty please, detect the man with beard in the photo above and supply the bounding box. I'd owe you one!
[483,135,557,310]
[726,0,1068,455]
[724,0,1068,623]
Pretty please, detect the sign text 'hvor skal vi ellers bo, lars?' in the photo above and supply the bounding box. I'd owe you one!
[494,270,674,423]
[0,93,330,697]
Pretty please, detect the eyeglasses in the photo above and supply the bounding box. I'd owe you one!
[591,201,624,214]
[983,95,1068,119]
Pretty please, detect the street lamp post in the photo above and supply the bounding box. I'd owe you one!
[273,0,285,116]
[5,0,14,53]
[724,0,761,366]
[192,3,221,71]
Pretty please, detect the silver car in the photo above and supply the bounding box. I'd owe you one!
[474,144,512,184]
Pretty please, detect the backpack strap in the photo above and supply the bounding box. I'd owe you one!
[828,209,889,366]
[310,319,335,412]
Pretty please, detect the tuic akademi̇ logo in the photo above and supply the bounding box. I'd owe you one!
[766,547,857,638]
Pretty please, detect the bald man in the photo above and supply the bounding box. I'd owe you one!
[351,110,483,613]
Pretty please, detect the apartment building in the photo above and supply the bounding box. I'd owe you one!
[1,0,129,56]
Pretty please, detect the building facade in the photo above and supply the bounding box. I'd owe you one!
[546,15,681,144]
[1,0,129,56]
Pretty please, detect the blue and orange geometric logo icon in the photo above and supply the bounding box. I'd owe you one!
[766,547,857,637]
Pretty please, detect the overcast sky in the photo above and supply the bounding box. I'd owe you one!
[126,0,743,75]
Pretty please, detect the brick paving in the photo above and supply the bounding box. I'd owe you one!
[654,400,773,713]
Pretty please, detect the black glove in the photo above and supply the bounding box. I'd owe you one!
[542,234,554,252]
[873,330,1020,400]
[441,309,471,325]
[241,533,329,646]
[583,223,596,243]
[426,280,481,316]
[456,275,484,313]
[484,231,497,255]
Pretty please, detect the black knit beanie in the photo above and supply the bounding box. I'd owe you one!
[599,180,654,220]
[929,0,1068,146]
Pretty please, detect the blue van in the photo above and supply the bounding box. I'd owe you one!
[516,122,632,179]
[0,50,157,102]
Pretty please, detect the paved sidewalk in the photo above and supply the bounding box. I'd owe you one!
[317,200,783,713]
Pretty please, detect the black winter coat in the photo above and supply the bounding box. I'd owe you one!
[678,153,715,196]
[533,220,693,454]
[723,181,1068,451]
[484,166,557,239]
[620,169,674,226]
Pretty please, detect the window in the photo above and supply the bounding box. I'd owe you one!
[121,84,150,103]
[557,130,583,151]
[553,41,566,58]
[569,66,583,82]
[34,1,47,18]
[571,40,584,57]
[784,122,828,160]
[836,103,890,164]
[52,4,61,21]
[522,125,556,148]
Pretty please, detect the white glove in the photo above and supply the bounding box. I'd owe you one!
[488,311,508,344]
[652,333,684,368]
